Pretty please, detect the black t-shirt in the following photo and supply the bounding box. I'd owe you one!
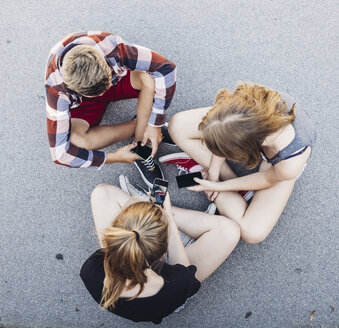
[80,249,201,324]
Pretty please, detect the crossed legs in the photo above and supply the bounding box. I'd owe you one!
[91,184,240,283]
[70,70,153,150]
[169,107,296,244]
[170,206,240,282]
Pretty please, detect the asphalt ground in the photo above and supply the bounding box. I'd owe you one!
[0,1,338,327]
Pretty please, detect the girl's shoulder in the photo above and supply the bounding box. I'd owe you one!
[272,146,311,181]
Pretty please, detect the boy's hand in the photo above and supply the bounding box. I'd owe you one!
[142,126,162,157]
[113,144,139,164]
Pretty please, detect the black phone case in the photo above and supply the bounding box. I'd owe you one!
[130,141,152,160]
[176,172,203,188]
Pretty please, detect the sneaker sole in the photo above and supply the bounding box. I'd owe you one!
[159,152,190,163]
[119,175,130,195]
[205,202,217,215]
[119,174,148,198]
[133,161,164,189]
[179,230,195,247]
[243,191,254,202]
[161,141,178,147]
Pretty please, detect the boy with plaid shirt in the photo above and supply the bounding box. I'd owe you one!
[45,31,176,187]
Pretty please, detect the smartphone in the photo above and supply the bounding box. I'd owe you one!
[176,172,203,188]
[130,141,152,161]
[151,178,168,206]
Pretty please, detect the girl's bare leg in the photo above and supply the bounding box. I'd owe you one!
[169,108,237,180]
[170,109,297,244]
[91,184,132,245]
[91,184,240,282]
[214,161,296,244]
[171,206,240,282]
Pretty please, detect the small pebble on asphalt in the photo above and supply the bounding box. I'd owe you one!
[56,253,63,260]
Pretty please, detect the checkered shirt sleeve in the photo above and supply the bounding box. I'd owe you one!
[45,32,176,169]
[46,86,106,169]
[102,33,177,126]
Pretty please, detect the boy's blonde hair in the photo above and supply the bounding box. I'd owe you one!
[61,45,112,96]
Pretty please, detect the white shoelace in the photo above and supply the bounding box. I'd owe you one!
[142,157,156,171]
[176,165,189,175]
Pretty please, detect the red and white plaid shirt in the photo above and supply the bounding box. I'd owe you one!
[45,31,177,169]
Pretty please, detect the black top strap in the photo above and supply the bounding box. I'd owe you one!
[281,146,308,161]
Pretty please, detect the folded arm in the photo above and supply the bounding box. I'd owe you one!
[189,153,308,192]
[46,87,106,169]
[116,40,177,127]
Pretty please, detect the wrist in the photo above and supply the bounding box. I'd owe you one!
[208,170,220,181]
[165,209,175,222]
[216,180,229,192]
[105,151,119,164]
[165,210,177,226]
[147,125,161,131]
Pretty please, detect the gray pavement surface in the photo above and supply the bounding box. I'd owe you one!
[1,0,338,327]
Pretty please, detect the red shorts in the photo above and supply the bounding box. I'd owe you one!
[70,71,139,127]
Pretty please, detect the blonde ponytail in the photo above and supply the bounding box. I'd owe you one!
[101,202,168,309]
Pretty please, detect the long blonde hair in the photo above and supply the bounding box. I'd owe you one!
[101,201,168,309]
[199,83,296,168]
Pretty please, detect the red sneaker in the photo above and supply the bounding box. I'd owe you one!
[237,190,254,201]
[159,152,203,174]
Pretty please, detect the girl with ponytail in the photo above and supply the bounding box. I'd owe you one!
[80,184,240,324]
[165,83,316,244]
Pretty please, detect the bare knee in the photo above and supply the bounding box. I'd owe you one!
[168,113,181,136]
[141,71,155,90]
[70,119,93,149]
[168,112,189,140]
[91,183,116,203]
[240,226,270,244]
[217,203,272,244]
[213,216,241,245]
[70,129,93,149]
[130,70,155,91]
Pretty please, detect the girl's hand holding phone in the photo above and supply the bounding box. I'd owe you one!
[187,178,222,194]
[142,126,162,158]
[184,171,220,201]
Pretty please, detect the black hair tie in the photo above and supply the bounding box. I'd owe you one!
[133,230,140,241]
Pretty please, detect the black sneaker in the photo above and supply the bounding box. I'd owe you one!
[134,157,164,188]
[161,122,176,146]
